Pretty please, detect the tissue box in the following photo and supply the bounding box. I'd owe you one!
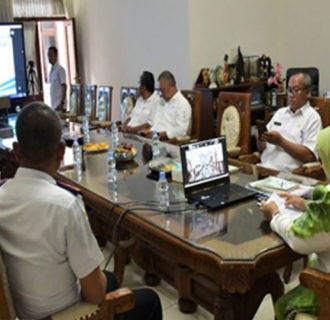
[171,162,183,183]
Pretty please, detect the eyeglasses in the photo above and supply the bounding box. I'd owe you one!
[287,86,306,95]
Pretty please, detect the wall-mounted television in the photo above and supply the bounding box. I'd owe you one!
[0,23,27,100]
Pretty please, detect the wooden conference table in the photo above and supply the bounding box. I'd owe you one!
[54,129,303,320]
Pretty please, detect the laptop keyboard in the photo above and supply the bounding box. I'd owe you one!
[193,184,255,209]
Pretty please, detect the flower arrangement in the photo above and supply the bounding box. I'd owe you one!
[267,62,285,93]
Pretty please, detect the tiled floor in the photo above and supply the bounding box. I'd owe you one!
[102,244,302,320]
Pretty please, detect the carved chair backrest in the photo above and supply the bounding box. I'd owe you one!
[181,90,202,139]
[70,84,83,115]
[97,86,113,121]
[120,87,138,124]
[84,85,97,119]
[216,92,251,155]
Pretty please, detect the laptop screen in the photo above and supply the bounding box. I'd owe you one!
[180,136,229,189]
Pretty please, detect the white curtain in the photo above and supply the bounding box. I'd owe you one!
[13,0,66,18]
[0,0,14,22]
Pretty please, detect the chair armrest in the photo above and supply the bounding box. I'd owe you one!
[168,136,194,145]
[238,152,260,164]
[104,287,135,315]
[302,162,321,169]
[51,288,134,320]
[300,268,330,320]
[293,163,326,181]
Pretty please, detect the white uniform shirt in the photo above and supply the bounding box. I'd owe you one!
[261,102,322,172]
[271,209,330,272]
[151,91,191,139]
[49,62,67,109]
[0,168,104,319]
[127,92,160,127]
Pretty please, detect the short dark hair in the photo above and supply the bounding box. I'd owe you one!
[48,46,58,55]
[140,71,155,93]
[158,70,176,86]
[16,102,62,164]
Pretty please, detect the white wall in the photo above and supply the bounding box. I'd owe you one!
[190,0,281,85]
[72,0,330,118]
[190,0,330,94]
[73,0,190,119]
[276,0,330,94]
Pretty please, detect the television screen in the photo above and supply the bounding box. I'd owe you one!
[0,23,27,99]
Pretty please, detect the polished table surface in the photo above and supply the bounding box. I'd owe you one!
[59,130,285,262]
[0,122,302,320]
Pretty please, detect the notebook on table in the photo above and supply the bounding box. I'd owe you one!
[180,136,256,210]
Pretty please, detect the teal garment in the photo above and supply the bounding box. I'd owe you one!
[291,185,330,238]
[275,285,320,320]
[275,127,330,320]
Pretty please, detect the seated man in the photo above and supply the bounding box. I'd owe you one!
[122,71,160,133]
[142,70,191,140]
[0,102,162,320]
[258,72,322,172]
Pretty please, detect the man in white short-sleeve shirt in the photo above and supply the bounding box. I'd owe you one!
[48,46,67,111]
[123,71,160,133]
[0,102,162,320]
[259,73,322,172]
[142,70,191,140]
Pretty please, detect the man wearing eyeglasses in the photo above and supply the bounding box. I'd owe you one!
[258,73,322,172]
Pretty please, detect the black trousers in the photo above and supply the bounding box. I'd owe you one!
[104,271,162,320]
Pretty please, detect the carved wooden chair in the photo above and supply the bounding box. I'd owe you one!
[240,97,329,180]
[216,91,252,158]
[90,86,113,128]
[0,246,135,320]
[60,84,83,121]
[120,87,138,124]
[169,90,202,145]
[295,268,330,320]
[84,84,98,120]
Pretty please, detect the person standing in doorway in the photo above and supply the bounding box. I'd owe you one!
[48,46,67,111]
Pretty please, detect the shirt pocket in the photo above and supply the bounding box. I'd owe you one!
[280,123,304,144]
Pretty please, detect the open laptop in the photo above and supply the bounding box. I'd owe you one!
[180,136,256,210]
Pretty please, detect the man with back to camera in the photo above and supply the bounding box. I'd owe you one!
[48,46,67,111]
[258,72,322,172]
[141,70,191,140]
[122,71,160,133]
[0,102,162,320]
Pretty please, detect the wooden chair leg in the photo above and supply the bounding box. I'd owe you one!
[114,238,136,286]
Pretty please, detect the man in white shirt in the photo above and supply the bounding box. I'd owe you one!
[122,71,160,133]
[258,73,322,172]
[143,70,191,140]
[48,46,67,111]
[0,102,162,320]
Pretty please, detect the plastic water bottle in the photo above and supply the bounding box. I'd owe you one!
[107,151,118,200]
[112,120,119,148]
[157,171,169,212]
[152,131,160,160]
[82,115,90,144]
[72,137,82,181]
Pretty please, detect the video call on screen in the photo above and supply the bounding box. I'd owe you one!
[185,139,226,185]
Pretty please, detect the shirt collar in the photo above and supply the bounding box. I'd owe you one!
[15,167,56,185]
[144,91,156,102]
[51,62,59,70]
[286,101,310,116]
[166,90,180,103]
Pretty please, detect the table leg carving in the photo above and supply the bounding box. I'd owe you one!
[214,296,235,320]
[144,272,161,286]
[114,238,136,286]
[175,265,197,314]
[178,298,197,313]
